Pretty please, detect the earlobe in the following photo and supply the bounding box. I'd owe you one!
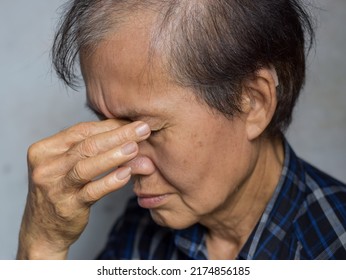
[243,68,278,141]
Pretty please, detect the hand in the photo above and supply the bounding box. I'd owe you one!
[17,119,151,259]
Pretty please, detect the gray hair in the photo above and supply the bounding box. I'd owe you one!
[52,0,315,136]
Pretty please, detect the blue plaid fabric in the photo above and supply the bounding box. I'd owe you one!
[97,140,346,259]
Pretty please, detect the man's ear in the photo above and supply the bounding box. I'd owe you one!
[242,67,278,140]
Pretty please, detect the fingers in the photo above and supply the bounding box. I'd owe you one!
[29,120,151,173]
[28,119,128,162]
[64,141,139,186]
[28,119,153,203]
[22,119,153,258]
[58,121,150,184]
[62,119,128,144]
[72,121,150,159]
[80,166,132,204]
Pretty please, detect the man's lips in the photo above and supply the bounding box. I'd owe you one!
[136,193,170,209]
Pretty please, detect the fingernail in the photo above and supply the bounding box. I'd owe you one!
[121,142,137,155]
[135,123,150,137]
[116,167,132,180]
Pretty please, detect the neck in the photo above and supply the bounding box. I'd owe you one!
[202,136,285,259]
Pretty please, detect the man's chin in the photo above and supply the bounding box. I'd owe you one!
[149,208,196,230]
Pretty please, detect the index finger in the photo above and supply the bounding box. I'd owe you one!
[71,121,151,159]
[34,119,128,157]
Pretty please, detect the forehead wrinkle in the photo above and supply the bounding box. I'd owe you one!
[82,9,177,124]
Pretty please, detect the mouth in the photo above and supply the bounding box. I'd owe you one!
[136,194,170,209]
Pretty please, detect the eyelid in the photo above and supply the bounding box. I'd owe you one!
[151,123,168,137]
[150,125,165,137]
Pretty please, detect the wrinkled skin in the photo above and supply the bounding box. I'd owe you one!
[17,10,283,260]
[17,120,151,259]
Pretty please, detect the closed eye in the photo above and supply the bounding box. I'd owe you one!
[150,129,161,136]
[150,124,167,139]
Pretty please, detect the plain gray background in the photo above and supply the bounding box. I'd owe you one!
[0,0,345,259]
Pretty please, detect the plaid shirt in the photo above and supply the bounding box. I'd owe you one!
[97,140,346,259]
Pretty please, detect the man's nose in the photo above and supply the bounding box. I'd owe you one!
[123,139,156,176]
[123,155,156,176]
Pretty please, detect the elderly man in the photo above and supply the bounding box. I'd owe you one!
[17,0,346,259]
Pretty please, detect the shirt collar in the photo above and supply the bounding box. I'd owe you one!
[238,139,306,259]
[173,223,208,259]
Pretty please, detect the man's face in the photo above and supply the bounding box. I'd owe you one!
[81,16,255,229]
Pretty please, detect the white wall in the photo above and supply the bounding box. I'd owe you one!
[0,0,345,259]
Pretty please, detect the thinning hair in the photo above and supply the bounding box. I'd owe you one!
[52,0,315,136]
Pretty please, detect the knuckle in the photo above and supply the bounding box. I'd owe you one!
[27,142,43,165]
[83,186,99,203]
[30,165,48,186]
[83,177,118,204]
[69,161,89,185]
[103,175,116,190]
[73,122,91,132]
[78,138,99,157]
[116,126,135,143]
[67,122,95,139]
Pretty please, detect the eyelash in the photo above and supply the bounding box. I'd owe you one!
[150,130,160,136]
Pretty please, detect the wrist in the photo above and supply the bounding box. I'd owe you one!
[17,238,69,260]
[17,223,69,260]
